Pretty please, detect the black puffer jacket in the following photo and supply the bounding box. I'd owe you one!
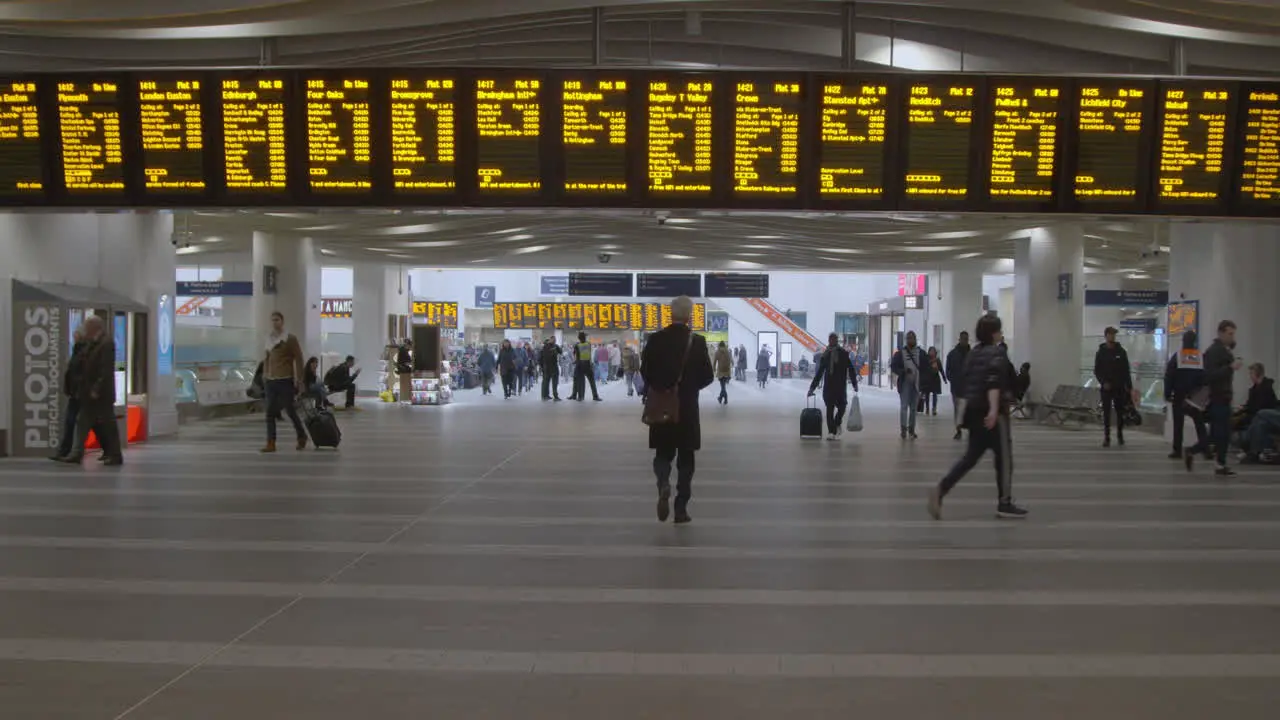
[959,342,1013,418]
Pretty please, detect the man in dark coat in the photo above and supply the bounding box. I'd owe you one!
[808,332,859,440]
[540,337,562,401]
[51,328,87,461]
[59,315,123,466]
[945,332,971,440]
[1094,326,1134,447]
[641,296,715,525]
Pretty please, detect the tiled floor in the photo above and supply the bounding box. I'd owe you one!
[2,378,1279,718]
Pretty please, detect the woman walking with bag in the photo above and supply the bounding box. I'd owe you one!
[713,341,733,405]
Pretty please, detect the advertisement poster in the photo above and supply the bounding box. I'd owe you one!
[157,294,174,377]
[10,302,63,457]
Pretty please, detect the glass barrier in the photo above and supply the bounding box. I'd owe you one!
[1078,333,1169,411]
[174,324,259,368]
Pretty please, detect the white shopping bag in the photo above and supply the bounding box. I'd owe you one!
[846,394,863,432]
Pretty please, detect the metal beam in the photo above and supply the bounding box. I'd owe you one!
[841,1,857,69]
[592,7,604,66]
[1170,37,1187,75]
[258,37,277,66]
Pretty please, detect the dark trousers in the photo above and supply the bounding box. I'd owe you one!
[265,378,304,443]
[939,414,1013,505]
[74,405,122,460]
[57,396,80,458]
[718,377,729,402]
[573,362,598,400]
[542,368,560,399]
[481,371,494,394]
[331,381,356,407]
[1207,401,1233,467]
[825,401,847,435]
[654,445,695,506]
[1101,389,1128,439]
[1172,400,1208,454]
[501,370,517,397]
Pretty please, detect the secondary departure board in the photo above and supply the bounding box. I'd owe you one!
[138,78,205,193]
[475,76,542,193]
[648,77,713,196]
[56,79,125,192]
[732,79,801,196]
[1074,82,1149,203]
[1156,82,1232,204]
[305,76,372,192]
[221,76,288,192]
[1239,88,1280,204]
[819,80,889,199]
[988,81,1062,200]
[389,76,456,193]
[562,76,629,194]
[0,80,44,194]
[903,80,975,200]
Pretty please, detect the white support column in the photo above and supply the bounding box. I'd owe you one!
[932,266,984,351]
[353,263,407,394]
[252,232,322,360]
[1169,223,1280,401]
[1014,225,1085,399]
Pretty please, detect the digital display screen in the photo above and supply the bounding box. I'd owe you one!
[56,79,125,192]
[568,272,634,297]
[221,76,288,192]
[562,76,628,194]
[492,301,705,330]
[733,79,801,196]
[1157,83,1232,204]
[138,78,205,193]
[904,81,975,199]
[988,81,1062,200]
[411,300,459,328]
[819,80,888,198]
[1075,82,1148,202]
[390,76,456,193]
[647,77,713,195]
[475,76,541,192]
[305,76,371,192]
[636,273,701,298]
[1239,88,1280,204]
[0,80,45,194]
[705,272,769,298]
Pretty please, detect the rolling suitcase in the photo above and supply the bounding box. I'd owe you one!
[801,397,824,439]
[300,399,342,449]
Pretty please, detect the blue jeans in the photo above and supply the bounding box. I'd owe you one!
[595,361,608,383]
[1208,401,1232,467]
[900,384,920,432]
[1246,409,1280,456]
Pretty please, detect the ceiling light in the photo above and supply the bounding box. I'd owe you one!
[511,245,550,254]
[820,248,866,255]
[319,248,337,256]
[747,235,785,240]
[901,245,962,253]
[735,253,765,257]
[203,236,224,243]
[954,252,983,259]
[506,234,535,242]
[398,240,462,248]
[594,234,618,240]
[175,246,199,255]
[925,231,983,240]
[385,253,414,259]
[854,231,905,237]
[599,244,620,250]
[365,248,396,253]
[663,254,695,260]
[486,227,529,235]
[377,224,440,236]
[469,258,493,264]
[264,212,312,219]
[663,218,696,225]
[297,224,343,232]
[741,244,775,250]
[729,260,763,269]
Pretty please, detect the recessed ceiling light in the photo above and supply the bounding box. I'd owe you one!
[594,234,618,240]
[511,245,550,254]
[747,235,785,240]
[742,244,775,250]
[366,248,396,253]
[663,218,696,225]
[901,245,962,253]
[398,240,462,248]
[296,225,343,232]
[385,253,414,259]
[377,224,440,236]
[319,248,338,256]
[925,231,983,240]
[264,212,312,219]
[469,258,493,263]
[486,227,529,235]
[599,244,620,250]
[735,253,765,257]
[954,252,983,259]
[175,246,199,255]
[203,236,224,243]
[663,254,695,260]
[506,234,535,242]
[819,248,866,255]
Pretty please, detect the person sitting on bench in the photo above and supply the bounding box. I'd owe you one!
[324,355,361,410]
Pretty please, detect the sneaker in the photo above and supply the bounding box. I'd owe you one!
[927,486,942,520]
[1184,449,1195,472]
[901,428,907,439]
[909,431,918,441]
[673,510,692,525]
[1215,466,1237,477]
[996,502,1029,519]
[656,486,671,522]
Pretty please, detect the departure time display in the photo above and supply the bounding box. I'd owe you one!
[390,76,455,193]
[733,79,801,196]
[475,77,541,192]
[138,78,205,192]
[1239,88,1280,203]
[562,77,628,194]
[1157,83,1231,204]
[819,81,888,198]
[903,81,975,199]
[648,78,713,195]
[988,81,1062,199]
[221,77,288,192]
[305,76,372,192]
[1075,82,1148,202]
[56,80,125,192]
[0,80,45,194]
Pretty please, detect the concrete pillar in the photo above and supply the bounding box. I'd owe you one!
[251,232,322,362]
[1169,222,1280,402]
[353,263,407,394]
[932,266,984,351]
[1014,225,1085,399]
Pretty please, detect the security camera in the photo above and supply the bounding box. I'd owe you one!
[598,252,613,264]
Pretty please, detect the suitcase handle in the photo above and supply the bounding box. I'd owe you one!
[806,396,817,409]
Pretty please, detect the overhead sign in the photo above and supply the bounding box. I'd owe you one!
[475,286,495,309]
[493,302,706,331]
[540,275,569,297]
[10,302,63,458]
[568,272,634,297]
[320,297,353,318]
[636,273,701,298]
[704,273,769,298]
[175,281,254,296]
[1085,289,1169,306]
[897,273,928,297]
[1119,318,1158,332]
[410,300,459,328]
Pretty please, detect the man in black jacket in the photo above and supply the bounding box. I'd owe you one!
[1198,320,1242,476]
[641,296,715,525]
[540,338,562,402]
[323,356,360,409]
[58,316,123,466]
[944,332,971,440]
[1094,327,1134,447]
[808,333,859,440]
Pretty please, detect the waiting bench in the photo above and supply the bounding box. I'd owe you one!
[1041,385,1101,427]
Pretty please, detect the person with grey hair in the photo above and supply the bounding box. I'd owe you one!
[641,296,715,524]
[57,316,123,466]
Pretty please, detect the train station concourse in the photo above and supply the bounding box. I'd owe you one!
[1,0,1280,717]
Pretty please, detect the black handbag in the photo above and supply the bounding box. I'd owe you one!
[246,362,265,399]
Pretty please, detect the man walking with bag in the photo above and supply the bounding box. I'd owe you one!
[641,296,714,525]
[808,333,859,441]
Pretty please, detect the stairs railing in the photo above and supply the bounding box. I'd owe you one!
[743,298,824,354]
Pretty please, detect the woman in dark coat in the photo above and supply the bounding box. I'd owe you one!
[920,346,946,415]
[756,346,773,389]
[497,340,518,399]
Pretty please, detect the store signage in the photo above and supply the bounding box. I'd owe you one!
[904,294,925,310]
[1085,289,1169,306]
[492,301,706,332]
[475,286,495,309]
[410,300,459,328]
[897,273,928,297]
[175,281,254,296]
[10,302,63,458]
[540,275,569,297]
[320,297,353,318]
[157,294,174,376]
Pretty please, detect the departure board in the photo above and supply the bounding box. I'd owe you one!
[648,78,713,195]
[137,78,205,193]
[305,76,372,192]
[389,76,455,193]
[1156,83,1232,204]
[1074,82,1149,202]
[733,79,801,196]
[1239,88,1280,204]
[56,80,125,192]
[819,81,889,198]
[221,77,288,192]
[903,81,975,199]
[0,80,45,194]
[562,76,628,194]
[475,76,542,192]
[988,81,1062,199]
